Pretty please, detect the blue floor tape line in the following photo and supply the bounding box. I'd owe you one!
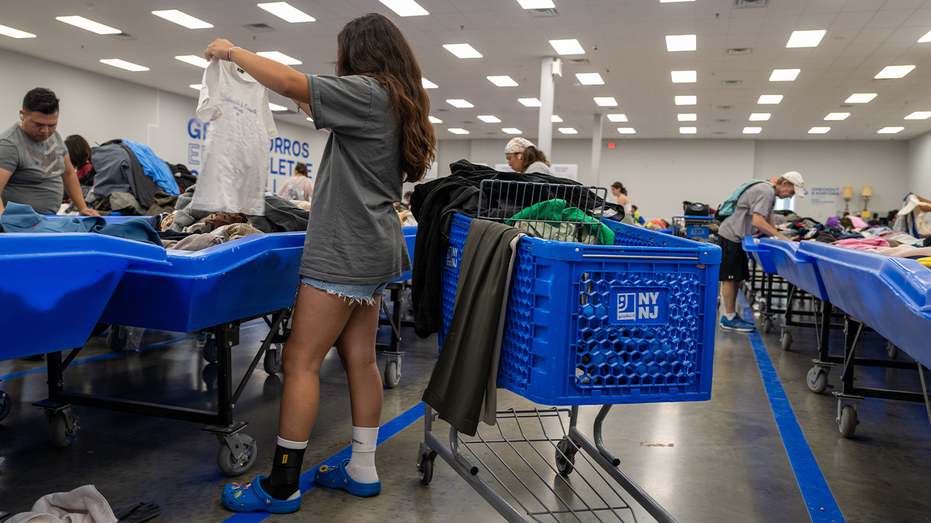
[739,294,845,523]
[222,402,425,522]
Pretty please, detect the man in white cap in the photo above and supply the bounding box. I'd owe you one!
[716,171,804,332]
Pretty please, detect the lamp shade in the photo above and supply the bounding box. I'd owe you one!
[861,186,872,197]
[842,186,853,198]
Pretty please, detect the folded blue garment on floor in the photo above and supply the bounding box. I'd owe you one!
[0,202,163,246]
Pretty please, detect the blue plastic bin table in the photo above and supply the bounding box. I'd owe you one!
[440,214,721,406]
[759,239,828,300]
[742,236,777,274]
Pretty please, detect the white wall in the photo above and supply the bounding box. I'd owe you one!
[0,46,329,192]
[908,131,931,199]
[753,140,908,222]
[428,137,910,222]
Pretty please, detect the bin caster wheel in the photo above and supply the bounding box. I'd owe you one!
[556,438,577,477]
[838,405,858,439]
[384,360,401,389]
[264,344,283,374]
[202,335,218,363]
[106,326,128,352]
[0,391,11,423]
[418,451,436,485]
[49,409,78,448]
[806,367,828,394]
[886,341,899,360]
[762,317,773,334]
[781,332,793,351]
[217,434,256,476]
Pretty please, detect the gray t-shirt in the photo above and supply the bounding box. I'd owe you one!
[718,181,775,243]
[300,74,411,284]
[0,123,67,214]
[525,161,552,175]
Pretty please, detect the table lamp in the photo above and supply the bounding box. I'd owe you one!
[861,186,872,213]
[842,186,853,212]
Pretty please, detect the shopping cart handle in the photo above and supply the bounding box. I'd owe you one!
[582,254,700,261]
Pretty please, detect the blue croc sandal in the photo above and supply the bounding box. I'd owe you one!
[314,460,381,497]
[221,475,302,513]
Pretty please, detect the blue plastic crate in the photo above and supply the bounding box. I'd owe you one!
[440,214,721,406]
[800,242,931,369]
[390,225,417,283]
[100,232,306,332]
[742,236,777,274]
[0,234,167,359]
[760,239,828,300]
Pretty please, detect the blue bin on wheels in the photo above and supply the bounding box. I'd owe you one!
[760,238,828,300]
[440,215,722,406]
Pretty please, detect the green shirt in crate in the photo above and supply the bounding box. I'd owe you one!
[0,88,97,217]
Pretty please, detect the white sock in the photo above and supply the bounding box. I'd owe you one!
[345,426,379,483]
[725,313,737,321]
[277,436,308,450]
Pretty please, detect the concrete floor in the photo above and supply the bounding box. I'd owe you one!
[1,297,929,523]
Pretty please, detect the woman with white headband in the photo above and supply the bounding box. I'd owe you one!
[504,137,552,175]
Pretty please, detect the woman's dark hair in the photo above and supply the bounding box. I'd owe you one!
[23,87,59,114]
[520,146,550,171]
[294,162,308,176]
[336,13,436,183]
[65,135,91,168]
[611,181,627,195]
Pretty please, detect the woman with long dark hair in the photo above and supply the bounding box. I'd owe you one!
[204,12,435,514]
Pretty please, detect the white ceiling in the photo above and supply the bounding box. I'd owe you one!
[2,0,931,141]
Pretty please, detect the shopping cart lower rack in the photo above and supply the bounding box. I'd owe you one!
[418,181,722,522]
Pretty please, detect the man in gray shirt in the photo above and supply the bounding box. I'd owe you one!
[717,172,804,332]
[0,88,97,216]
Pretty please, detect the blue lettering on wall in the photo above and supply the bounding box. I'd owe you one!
[188,143,201,166]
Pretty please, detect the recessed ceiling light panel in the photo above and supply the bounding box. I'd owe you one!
[808,127,831,134]
[189,84,203,90]
[618,127,636,134]
[56,16,120,35]
[757,95,783,104]
[100,58,148,71]
[558,127,578,134]
[517,0,555,8]
[487,76,518,87]
[446,99,474,108]
[256,51,301,65]
[549,39,585,55]
[422,78,438,89]
[824,112,849,121]
[743,127,762,134]
[905,111,931,120]
[878,126,904,134]
[269,103,288,111]
[607,114,628,122]
[502,127,522,134]
[675,95,697,105]
[0,24,36,38]
[478,115,501,123]
[770,69,800,81]
[428,116,442,123]
[152,10,213,29]
[519,98,542,107]
[671,70,696,83]
[666,34,696,52]
[379,0,429,17]
[677,113,697,121]
[257,2,315,22]
[444,43,482,59]
[551,115,563,122]
[448,128,469,135]
[786,29,825,48]
[874,65,915,79]
[749,113,771,121]
[920,30,931,43]
[176,55,210,68]
[679,127,697,134]
[576,73,605,85]
[594,97,618,107]
[845,93,876,104]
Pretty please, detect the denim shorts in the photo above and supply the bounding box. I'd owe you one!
[300,276,389,305]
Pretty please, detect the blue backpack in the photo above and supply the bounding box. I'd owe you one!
[715,180,771,221]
